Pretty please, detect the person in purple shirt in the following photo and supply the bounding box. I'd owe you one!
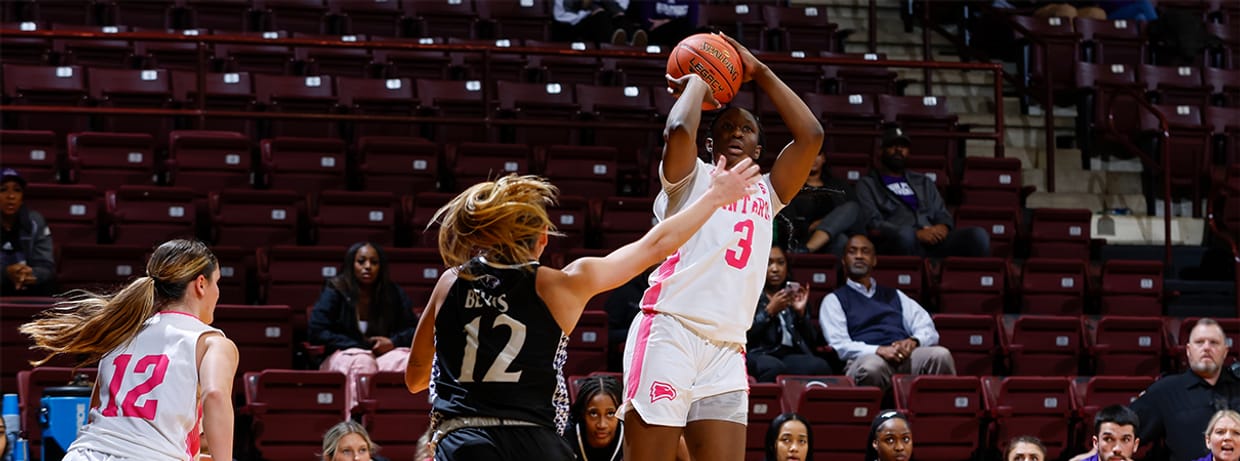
[1196,409,1240,461]
[1071,405,1141,461]
[854,126,990,258]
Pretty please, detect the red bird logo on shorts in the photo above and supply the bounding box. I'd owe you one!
[650,381,677,403]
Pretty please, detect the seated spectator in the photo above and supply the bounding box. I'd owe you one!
[856,127,989,258]
[565,375,624,461]
[562,375,693,461]
[632,0,699,48]
[1006,435,1048,461]
[748,243,833,382]
[0,168,55,296]
[819,235,956,392]
[765,412,813,461]
[1130,318,1240,461]
[553,0,646,46]
[1068,405,1140,461]
[321,420,389,461]
[867,410,913,461]
[779,150,860,255]
[309,242,415,410]
[1199,409,1240,461]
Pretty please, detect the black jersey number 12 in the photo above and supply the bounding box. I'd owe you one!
[459,314,527,383]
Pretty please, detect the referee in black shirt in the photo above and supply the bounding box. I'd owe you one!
[1130,318,1240,461]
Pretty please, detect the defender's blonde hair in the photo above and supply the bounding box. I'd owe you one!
[432,174,560,276]
[21,239,218,367]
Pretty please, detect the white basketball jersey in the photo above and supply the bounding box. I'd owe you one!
[641,159,784,343]
[70,311,222,461]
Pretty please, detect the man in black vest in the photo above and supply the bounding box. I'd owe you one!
[817,234,956,391]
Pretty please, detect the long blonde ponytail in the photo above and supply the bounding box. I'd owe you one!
[20,239,217,367]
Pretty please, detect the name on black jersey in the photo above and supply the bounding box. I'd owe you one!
[465,289,509,311]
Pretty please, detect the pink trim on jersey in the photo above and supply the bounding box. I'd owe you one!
[186,404,202,457]
[625,311,657,400]
[639,251,681,310]
[157,310,200,321]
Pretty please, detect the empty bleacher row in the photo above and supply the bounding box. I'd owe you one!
[993,9,1240,216]
[0,0,854,54]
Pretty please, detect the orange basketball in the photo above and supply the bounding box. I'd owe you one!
[666,33,744,110]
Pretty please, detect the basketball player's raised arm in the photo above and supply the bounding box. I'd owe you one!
[542,156,760,332]
[720,34,823,202]
[406,268,458,394]
[661,73,719,185]
[198,333,237,461]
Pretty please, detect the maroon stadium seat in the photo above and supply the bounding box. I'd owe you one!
[257,245,344,309]
[542,145,618,198]
[893,375,985,461]
[1020,257,1087,315]
[337,76,420,138]
[66,131,158,190]
[760,5,837,53]
[937,257,1007,315]
[166,130,254,193]
[355,136,440,194]
[212,304,295,390]
[22,183,101,244]
[449,142,533,191]
[870,255,924,303]
[1086,315,1163,376]
[1029,208,1092,260]
[933,313,1002,376]
[982,376,1076,460]
[243,370,349,461]
[209,188,303,249]
[254,73,339,138]
[1100,259,1163,316]
[597,196,655,250]
[357,372,433,461]
[0,130,60,183]
[415,78,488,143]
[563,310,608,377]
[312,190,397,246]
[86,67,174,145]
[259,136,348,195]
[1004,314,1083,376]
[105,185,197,246]
[56,243,151,292]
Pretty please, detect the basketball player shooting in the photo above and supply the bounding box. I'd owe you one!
[619,33,824,461]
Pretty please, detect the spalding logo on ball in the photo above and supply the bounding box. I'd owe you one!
[666,33,744,110]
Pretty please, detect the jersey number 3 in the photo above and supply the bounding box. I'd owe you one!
[101,354,171,420]
[460,314,527,383]
[725,219,755,269]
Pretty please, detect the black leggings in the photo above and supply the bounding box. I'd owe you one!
[436,426,574,461]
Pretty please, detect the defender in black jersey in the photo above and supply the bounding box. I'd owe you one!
[406,127,761,461]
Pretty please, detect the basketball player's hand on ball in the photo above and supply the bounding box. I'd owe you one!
[716,33,766,83]
[665,73,720,110]
[706,155,761,206]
